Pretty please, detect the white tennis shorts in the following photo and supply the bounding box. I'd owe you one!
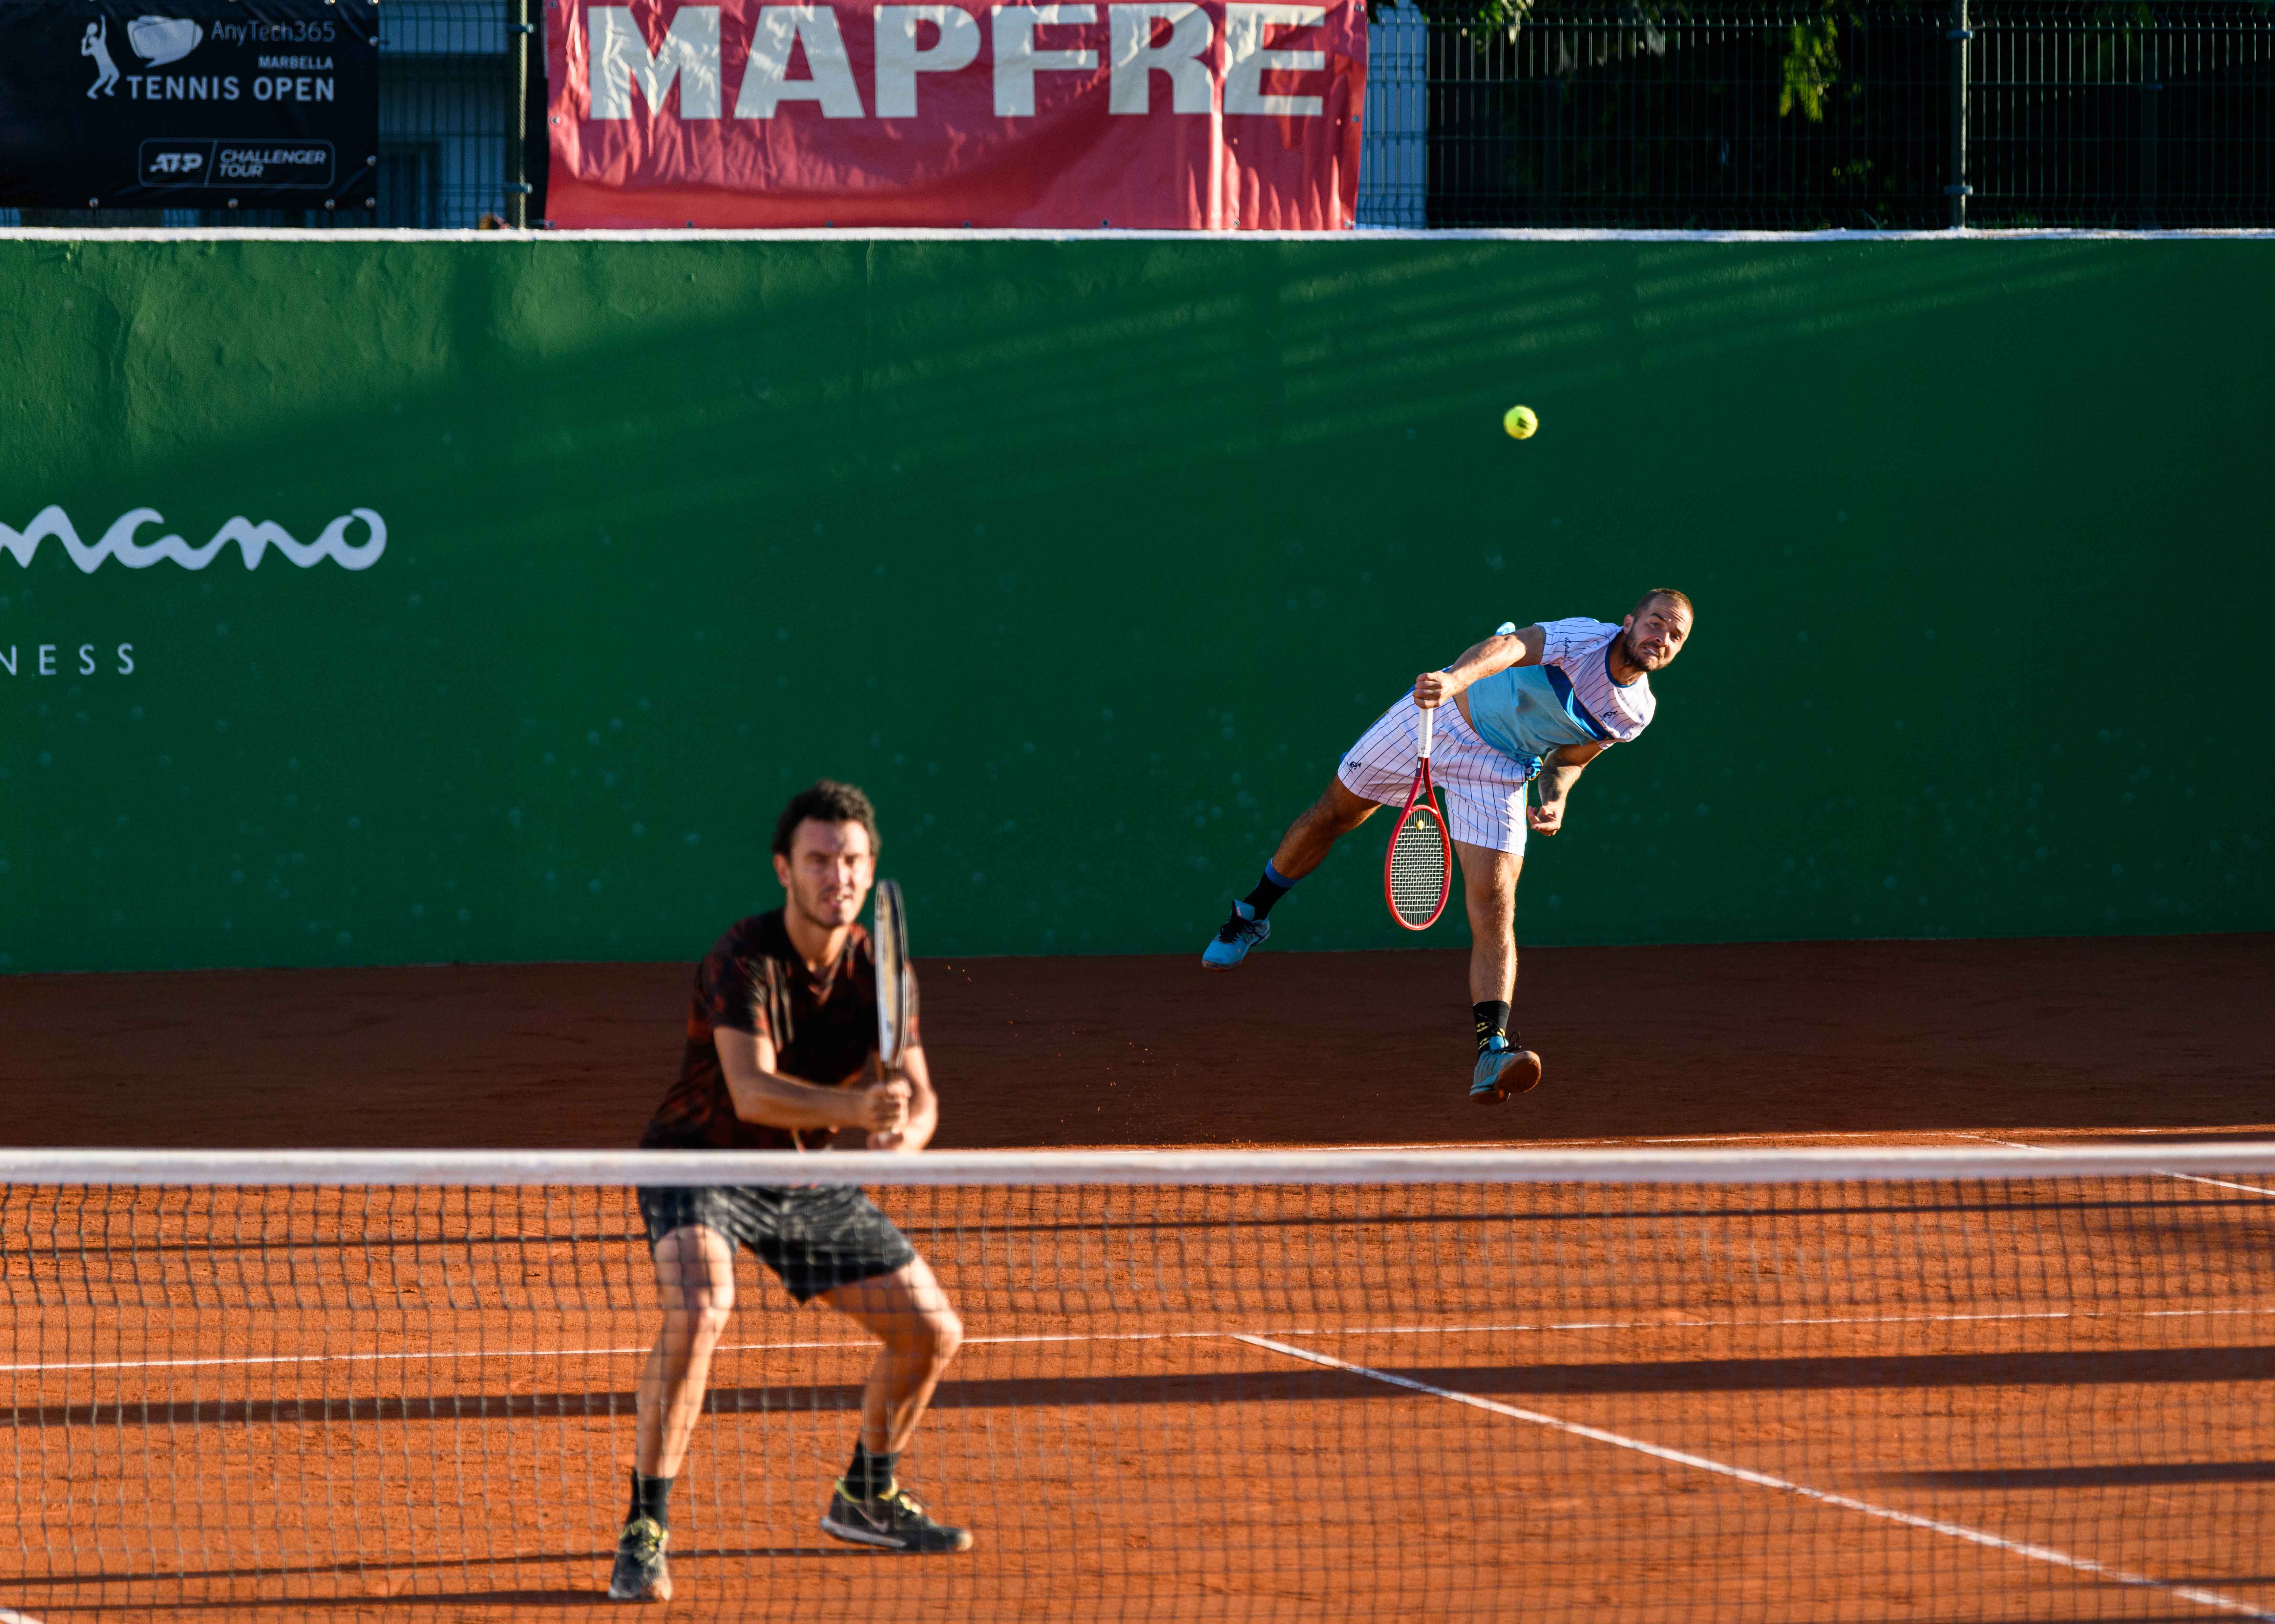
[1337,695,1534,855]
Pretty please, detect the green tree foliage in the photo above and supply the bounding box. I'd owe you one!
[1778,8,1844,120]
[1379,0,1857,119]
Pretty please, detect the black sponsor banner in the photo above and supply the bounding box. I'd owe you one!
[0,0,377,210]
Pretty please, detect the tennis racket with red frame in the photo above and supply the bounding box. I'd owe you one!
[1384,703,1453,930]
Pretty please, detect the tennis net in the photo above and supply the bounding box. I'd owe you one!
[3,1145,2272,1622]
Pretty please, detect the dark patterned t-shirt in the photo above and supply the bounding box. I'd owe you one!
[639,909,920,1152]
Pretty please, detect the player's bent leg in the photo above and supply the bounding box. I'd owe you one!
[1204,780,1382,970]
[614,1223,736,1603]
[1269,778,1383,881]
[637,1224,739,1476]
[1453,841,1542,1104]
[818,1258,972,1554]
[825,1257,965,1453]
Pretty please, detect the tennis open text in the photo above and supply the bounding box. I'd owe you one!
[585,3,1329,121]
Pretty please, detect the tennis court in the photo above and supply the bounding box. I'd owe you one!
[5,1147,2271,1621]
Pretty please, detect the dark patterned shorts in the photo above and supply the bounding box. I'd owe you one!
[636,1184,917,1304]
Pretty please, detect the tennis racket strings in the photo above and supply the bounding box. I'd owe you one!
[1387,804,1451,927]
[1384,699,1454,931]
[874,878,912,1071]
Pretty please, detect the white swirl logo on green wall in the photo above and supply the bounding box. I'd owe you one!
[1,507,385,571]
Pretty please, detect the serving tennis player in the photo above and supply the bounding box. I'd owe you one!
[1201,592,1695,1102]
[610,780,968,1605]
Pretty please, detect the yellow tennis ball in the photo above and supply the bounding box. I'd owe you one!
[1503,404,1539,440]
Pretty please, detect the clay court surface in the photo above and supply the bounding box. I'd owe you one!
[2,936,2271,1620]
[6,935,2270,1151]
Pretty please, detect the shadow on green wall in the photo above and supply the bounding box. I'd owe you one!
[0,237,2267,971]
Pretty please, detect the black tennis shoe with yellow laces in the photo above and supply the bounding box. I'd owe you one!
[821,1478,973,1553]
[607,1515,671,1602]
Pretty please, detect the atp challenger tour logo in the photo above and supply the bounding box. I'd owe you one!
[0,506,386,571]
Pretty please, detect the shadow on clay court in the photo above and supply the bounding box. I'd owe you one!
[6,939,2272,1153]
[1875,1461,2275,1489]
[1,1548,879,1605]
[19,1344,2274,1430]
[30,1592,613,1610]
[21,1189,2270,1262]
[0,1547,870,1593]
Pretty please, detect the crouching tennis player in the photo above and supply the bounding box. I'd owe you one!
[611,780,968,1604]
[1202,592,1695,1103]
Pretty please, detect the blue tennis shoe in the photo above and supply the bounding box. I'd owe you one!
[1201,901,1270,970]
[1470,1039,1543,1104]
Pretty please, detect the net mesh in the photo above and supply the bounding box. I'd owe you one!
[1387,805,1450,928]
[3,1147,2272,1622]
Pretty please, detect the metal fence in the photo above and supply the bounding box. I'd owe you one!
[373,0,533,228]
[1362,0,2275,229]
[4,1,2269,230]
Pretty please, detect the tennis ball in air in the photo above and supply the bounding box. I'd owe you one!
[1503,405,1540,440]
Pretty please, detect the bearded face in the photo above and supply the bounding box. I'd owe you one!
[1621,598,1692,672]
[775,818,875,931]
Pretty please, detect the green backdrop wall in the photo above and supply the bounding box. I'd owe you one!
[1,233,2268,973]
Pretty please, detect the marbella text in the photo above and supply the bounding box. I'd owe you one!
[583,4,1338,120]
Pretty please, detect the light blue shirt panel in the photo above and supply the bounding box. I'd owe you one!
[1465,666,1602,764]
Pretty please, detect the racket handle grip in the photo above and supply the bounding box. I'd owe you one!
[1417,697,1434,758]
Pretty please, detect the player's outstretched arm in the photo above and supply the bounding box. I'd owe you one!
[1529,742,1606,836]
[1412,624,1544,709]
[714,1029,909,1135]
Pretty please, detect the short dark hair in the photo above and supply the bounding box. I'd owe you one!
[772,778,880,860]
[1635,587,1695,620]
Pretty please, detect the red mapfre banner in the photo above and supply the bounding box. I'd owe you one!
[545,0,1363,228]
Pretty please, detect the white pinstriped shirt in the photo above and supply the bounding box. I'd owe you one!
[1463,617,1656,765]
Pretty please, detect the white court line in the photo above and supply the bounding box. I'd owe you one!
[1954,1133,2275,1199]
[11,1301,2275,1375]
[1285,1131,2036,1151]
[2168,1174,2275,1197]
[1067,1129,2275,1153]
[1216,1132,1953,1150]
[1235,1333,2275,1621]
[0,1609,45,1624]
[1581,1131,1971,1146]
[1336,1128,2275,1153]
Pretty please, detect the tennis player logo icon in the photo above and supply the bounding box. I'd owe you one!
[83,16,202,97]
[1385,703,1453,930]
[82,19,121,95]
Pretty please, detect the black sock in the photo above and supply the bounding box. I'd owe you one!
[1240,861,1298,921]
[846,1441,898,1500]
[1473,1001,1511,1053]
[627,1470,673,1528]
